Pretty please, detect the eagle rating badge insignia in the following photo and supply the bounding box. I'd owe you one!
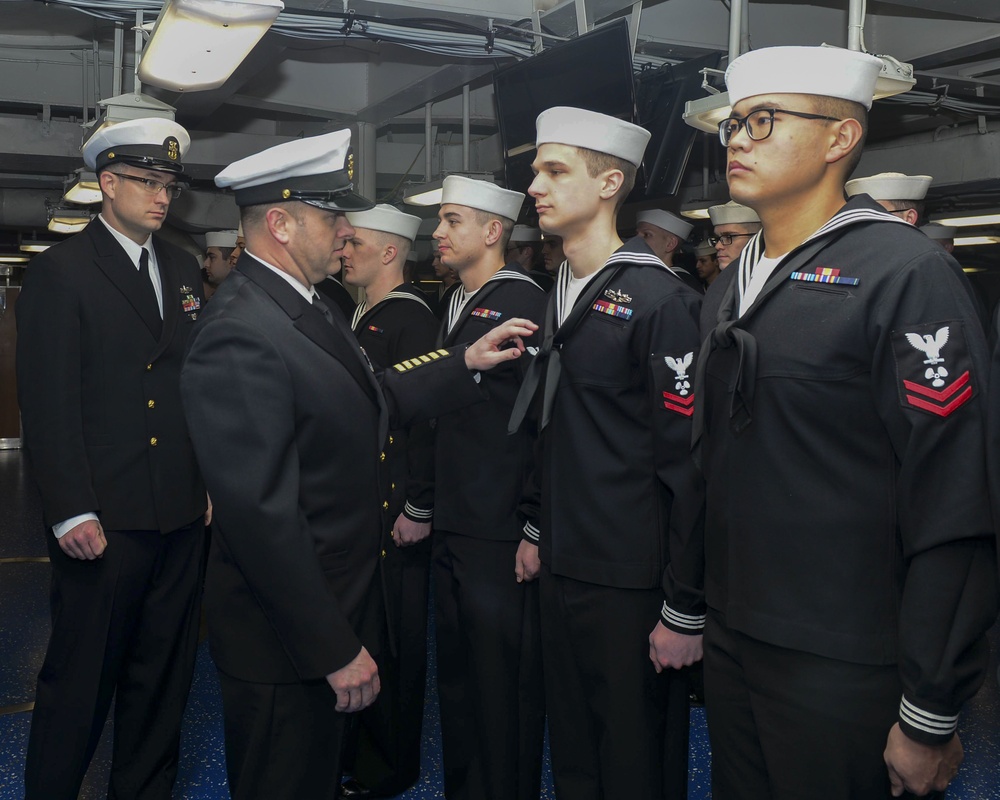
[893,322,974,417]
[655,350,696,417]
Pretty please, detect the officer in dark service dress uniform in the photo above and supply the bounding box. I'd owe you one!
[510,107,705,800]
[431,175,547,800]
[697,46,998,799]
[182,131,538,800]
[16,117,208,800]
[338,204,439,798]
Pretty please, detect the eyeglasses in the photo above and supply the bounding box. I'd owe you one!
[719,108,843,147]
[114,172,183,199]
[708,232,754,247]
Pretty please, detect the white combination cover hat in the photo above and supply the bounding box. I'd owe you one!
[215,128,372,212]
[440,176,524,222]
[845,172,932,201]
[726,46,884,110]
[535,106,651,167]
[636,209,693,240]
[82,117,190,176]
[347,204,422,243]
[709,201,760,226]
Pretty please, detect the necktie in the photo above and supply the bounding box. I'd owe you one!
[137,249,163,334]
[313,294,335,325]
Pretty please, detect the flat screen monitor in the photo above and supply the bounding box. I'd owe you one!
[493,19,638,198]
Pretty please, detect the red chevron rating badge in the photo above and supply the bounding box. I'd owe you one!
[902,371,972,417]
[662,390,695,417]
[893,321,975,418]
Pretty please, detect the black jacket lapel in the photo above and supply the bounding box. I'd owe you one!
[87,221,162,339]
[237,257,383,409]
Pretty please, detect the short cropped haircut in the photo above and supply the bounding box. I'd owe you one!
[811,96,868,178]
[240,200,306,230]
[368,228,412,263]
[575,146,637,215]
[472,209,515,250]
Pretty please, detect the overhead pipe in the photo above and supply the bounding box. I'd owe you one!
[462,84,470,173]
[113,21,123,97]
[847,0,864,52]
[134,10,144,94]
[727,0,743,64]
[424,102,433,182]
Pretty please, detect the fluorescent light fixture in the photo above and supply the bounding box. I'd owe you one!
[63,170,102,205]
[404,179,445,207]
[138,0,285,92]
[403,173,497,207]
[962,267,986,273]
[932,213,1000,228]
[19,239,57,253]
[47,208,93,234]
[683,91,732,134]
[0,255,30,264]
[680,201,713,220]
[954,236,1000,247]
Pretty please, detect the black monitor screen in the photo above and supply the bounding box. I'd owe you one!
[493,19,638,197]
[636,53,722,199]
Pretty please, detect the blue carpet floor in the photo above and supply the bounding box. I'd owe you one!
[1,448,998,798]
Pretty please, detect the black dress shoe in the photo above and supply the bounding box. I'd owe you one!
[339,779,372,798]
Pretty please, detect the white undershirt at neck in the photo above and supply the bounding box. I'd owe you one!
[739,252,787,317]
[559,270,601,326]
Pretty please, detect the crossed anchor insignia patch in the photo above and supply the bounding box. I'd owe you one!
[893,322,975,418]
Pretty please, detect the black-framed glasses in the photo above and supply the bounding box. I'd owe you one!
[114,172,183,199]
[708,232,754,247]
[719,108,843,146]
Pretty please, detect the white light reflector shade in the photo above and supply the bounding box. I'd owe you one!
[138,0,284,92]
[63,172,102,204]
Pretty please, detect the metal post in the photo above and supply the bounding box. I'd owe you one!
[113,22,123,97]
[134,10,143,94]
[462,85,470,173]
[424,102,433,181]
[847,0,864,52]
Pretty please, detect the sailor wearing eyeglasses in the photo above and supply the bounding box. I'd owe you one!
[707,200,760,270]
[697,46,997,799]
[16,116,209,800]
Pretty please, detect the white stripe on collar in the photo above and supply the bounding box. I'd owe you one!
[738,206,908,300]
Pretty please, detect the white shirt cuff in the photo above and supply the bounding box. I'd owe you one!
[52,512,99,539]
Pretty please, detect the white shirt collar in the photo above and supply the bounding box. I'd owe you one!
[98,213,153,268]
[245,250,317,304]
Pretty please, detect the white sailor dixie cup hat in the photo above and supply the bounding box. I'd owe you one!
[215,128,373,212]
[636,209,693,240]
[920,223,958,240]
[205,230,239,249]
[346,204,422,243]
[709,201,760,226]
[535,106,651,167]
[82,117,191,176]
[725,46,884,110]
[845,172,932,201]
[694,241,717,257]
[440,176,525,222]
[509,225,542,244]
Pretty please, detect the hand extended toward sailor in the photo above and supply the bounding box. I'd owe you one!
[393,513,431,547]
[884,724,962,797]
[58,518,107,560]
[464,318,539,372]
[327,646,380,713]
[649,621,703,673]
[515,540,541,583]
